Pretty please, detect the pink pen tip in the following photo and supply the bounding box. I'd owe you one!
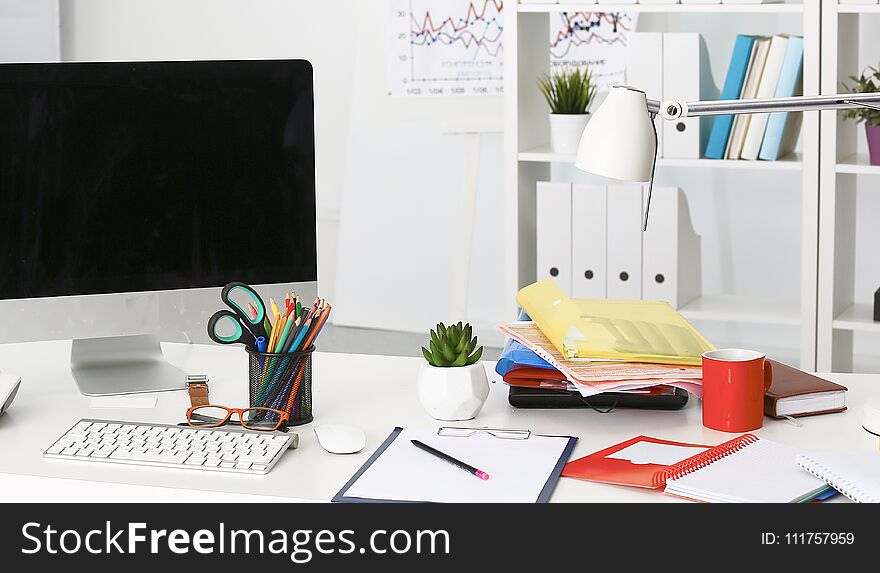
[476,471,489,480]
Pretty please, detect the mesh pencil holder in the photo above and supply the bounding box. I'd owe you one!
[247,345,314,427]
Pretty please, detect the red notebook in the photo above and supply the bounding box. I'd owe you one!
[562,435,830,502]
[562,435,714,489]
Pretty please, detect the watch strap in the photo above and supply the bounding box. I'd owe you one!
[186,375,210,407]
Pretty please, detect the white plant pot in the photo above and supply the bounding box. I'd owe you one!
[549,113,590,154]
[417,363,490,421]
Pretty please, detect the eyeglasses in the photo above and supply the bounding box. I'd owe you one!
[437,427,531,440]
[186,404,289,431]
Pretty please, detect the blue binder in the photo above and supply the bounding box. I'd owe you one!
[705,35,756,159]
[759,36,805,161]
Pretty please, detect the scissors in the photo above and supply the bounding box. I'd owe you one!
[207,282,270,348]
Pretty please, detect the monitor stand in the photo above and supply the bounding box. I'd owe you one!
[70,334,187,396]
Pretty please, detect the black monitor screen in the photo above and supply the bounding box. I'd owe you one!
[0,60,316,299]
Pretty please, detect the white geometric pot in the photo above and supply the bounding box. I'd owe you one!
[549,112,590,154]
[417,362,490,421]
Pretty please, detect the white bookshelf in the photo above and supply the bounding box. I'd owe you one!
[835,152,880,175]
[832,303,880,333]
[679,295,802,327]
[504,1,822,371]
[818,2,880,372]
[518,144,804,170]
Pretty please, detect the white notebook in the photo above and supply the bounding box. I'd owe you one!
[796,452,880,503]
[663,437,829,503]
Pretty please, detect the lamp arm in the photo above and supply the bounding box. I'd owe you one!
[646,92,880,119]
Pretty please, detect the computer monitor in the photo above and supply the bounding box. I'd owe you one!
[0,59,317,396]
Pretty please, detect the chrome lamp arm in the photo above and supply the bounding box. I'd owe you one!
[649,92,880,119]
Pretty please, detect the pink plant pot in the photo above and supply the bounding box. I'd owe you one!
[866,124,880,166]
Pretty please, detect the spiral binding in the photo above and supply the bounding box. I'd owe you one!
[652,433,760,489]
[796,458,876,504]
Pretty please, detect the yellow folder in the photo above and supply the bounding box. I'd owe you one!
[516,280,714,366]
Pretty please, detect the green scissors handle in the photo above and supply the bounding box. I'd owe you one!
[207,310,257,347]
[219,282,269,340]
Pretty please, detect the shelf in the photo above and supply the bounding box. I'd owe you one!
[517,2,805,14]
[836,4,880,15]
[678,295,801,326]
[519,144,803,170]
[836,153,880,175]
[832,303,880,333]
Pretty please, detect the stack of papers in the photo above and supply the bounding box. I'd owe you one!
[496,280,711,398]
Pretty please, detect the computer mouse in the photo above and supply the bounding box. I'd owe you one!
[0,373,21,416]
[313,424,365,454]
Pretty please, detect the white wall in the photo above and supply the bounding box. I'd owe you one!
[0,0,59,61]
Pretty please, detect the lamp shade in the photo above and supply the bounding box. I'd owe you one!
[574,86,656,182]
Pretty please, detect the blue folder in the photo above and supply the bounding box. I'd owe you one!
[705,35,756,159]
[495,338,554,377]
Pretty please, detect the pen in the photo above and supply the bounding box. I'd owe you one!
[410,439,489,480]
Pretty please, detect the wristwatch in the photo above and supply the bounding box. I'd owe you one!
[186,374,210,407]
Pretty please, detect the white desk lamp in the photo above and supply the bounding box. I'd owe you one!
[576,85,880,228]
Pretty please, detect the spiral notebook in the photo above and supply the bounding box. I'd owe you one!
[796,452,880,503]
[563,434,830,503]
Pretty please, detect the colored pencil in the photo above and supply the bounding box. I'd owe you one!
[269,298,280,323]
[274,314,296,351]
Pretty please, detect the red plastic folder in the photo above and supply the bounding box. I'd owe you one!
[562,435,713,489]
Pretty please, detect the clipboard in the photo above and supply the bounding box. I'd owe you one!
[332,427,577,503]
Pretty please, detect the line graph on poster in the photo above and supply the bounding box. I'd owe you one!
[549,12,638,93]
[389,0,504,97]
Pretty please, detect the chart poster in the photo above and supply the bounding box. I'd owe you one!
[389,0,504,97]
[549,12,638,93]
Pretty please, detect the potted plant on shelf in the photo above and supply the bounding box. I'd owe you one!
[417,322,488,421]
[538,65,597,154]
[843,65,880,166]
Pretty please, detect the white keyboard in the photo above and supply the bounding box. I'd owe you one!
[44,419,297,475]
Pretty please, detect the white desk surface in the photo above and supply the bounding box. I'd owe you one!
[0,340,877,503]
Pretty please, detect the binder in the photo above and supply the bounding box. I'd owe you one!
[759,36,804,160]
[705,35,756,159]
[740,35,789,160]
[627,32,664,157]
[605,184,643,299]
[641,187,701,309]
[726,37,770,159]
[536,181,572,294]
[571,184,607,299]
[662,33,702,159]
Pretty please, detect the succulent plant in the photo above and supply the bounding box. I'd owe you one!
[421,322,483,367]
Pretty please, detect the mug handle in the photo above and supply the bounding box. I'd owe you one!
[763,359,773,392]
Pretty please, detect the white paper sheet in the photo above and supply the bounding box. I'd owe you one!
[341,429,572,503]
[608,441,709,466]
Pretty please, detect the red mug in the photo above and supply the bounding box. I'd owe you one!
[701,349,772,432]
